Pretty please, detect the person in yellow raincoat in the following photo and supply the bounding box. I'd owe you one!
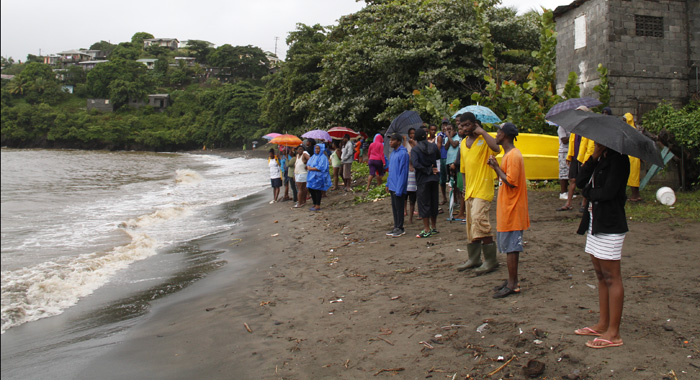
[624,113,642,201]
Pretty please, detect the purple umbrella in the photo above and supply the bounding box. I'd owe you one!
[301,129,332,142]
[545,97,602,119]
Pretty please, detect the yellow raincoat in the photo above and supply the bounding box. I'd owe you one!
[625,113,641,187]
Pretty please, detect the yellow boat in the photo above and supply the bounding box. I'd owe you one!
[489,133,560,180]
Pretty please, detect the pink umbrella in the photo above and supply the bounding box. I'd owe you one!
[262,133,282,140]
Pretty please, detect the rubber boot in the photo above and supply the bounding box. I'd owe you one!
[474,242,499,275]
[456,242,483,271]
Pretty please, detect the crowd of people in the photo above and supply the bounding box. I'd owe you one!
[265,107,642,349]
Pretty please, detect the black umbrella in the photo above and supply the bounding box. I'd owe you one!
[545,97,602,119]
[548,109,664,166]
[384,110,423,157]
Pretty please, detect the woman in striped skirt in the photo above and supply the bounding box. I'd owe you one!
[573,142,630,349]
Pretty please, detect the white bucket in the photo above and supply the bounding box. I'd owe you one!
[655,186,676,206]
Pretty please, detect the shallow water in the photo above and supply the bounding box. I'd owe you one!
[1,149,268,379]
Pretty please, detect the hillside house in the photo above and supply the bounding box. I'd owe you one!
[148,94,170,111]
[56,49,92,66]
[136,58,158,69]
[143,38,179,50]
[554,0,699,119]
[87,99,113,112]
[78,60,109,71]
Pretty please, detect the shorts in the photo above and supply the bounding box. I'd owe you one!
[558,152,569,180]
[465,197,492,241]
[417,181,439,218]
[497,230,524,253]
[284,173,291,184]
[456,172,464,192]
[271,178,282,188]
[368,159,385,177]
[295,172,307,183]
[407,191,417,205]
[568,160,580,180]
[439,159,447,185]
[342,163,352,179]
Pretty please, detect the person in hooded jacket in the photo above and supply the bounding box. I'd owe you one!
[411,128,441,238]
[306,143,332,211]
[385,133,409,237]
[366,134,387,191]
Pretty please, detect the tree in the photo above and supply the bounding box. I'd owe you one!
[131,32,155,47]
[302,0,539,130]
[64,65,87,86]
[200,81,265,146]
[208,44,270,81]
[259,23,331,133]
[26,54,44,64]
[182,40,214,65]
[89,40,116,55]
[86,60,150,98]
[145,44,171,58]
[109,43,141,61]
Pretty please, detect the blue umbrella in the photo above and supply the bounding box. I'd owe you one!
[452,105,501,124]
[545,97,602,119]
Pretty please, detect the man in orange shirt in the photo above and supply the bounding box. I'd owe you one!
[487,123,530,298]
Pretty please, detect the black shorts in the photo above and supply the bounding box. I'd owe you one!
[417,181,439,218]
[271,178,282,188]
[568,160,580,180]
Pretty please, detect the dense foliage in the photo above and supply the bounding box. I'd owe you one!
[5,1,692,154]
[642,101,700,189]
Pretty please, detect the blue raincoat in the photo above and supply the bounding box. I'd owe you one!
[307,143,332,191]
[387,145,409,196]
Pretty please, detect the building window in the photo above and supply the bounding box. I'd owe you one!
[574,15,586,49]
[635,15,663,37]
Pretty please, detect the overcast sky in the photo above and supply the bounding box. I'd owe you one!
[1,0,566,62]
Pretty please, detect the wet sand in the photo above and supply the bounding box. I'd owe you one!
[79,151,700,379]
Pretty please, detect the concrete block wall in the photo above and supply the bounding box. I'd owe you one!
[555,0,694,118]
[555,0,609,96]
[689,0,699,97]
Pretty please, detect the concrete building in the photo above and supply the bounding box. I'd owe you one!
[87,99,113,112]
[554,0,698,119]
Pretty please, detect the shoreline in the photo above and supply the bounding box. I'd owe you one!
[76,158,699,378]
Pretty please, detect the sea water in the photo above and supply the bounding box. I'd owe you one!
[0,149,268,378]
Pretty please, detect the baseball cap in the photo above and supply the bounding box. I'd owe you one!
[441,117,450,124]
[498,122,519,137]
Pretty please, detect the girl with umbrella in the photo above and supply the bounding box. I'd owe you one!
[306,143,332,211]
[574,141,630,349]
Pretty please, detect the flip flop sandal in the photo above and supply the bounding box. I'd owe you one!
[556,205,573,211]
[492,280,521,292]
[492,286,519,299]
[430,228,439,236]
[575,327,602,336]
[585,338,623,349]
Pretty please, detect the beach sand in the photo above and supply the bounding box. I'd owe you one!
[79,150,700,379]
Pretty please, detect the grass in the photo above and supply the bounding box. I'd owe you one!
[624,187,700,223]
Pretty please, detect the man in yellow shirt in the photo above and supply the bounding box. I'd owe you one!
[455,112,501,275]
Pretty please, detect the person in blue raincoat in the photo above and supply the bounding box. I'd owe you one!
[385,133,410,237]
[307,143,332,211]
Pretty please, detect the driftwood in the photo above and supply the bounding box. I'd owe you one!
[374,368,405,376]
[486,355,516,377]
